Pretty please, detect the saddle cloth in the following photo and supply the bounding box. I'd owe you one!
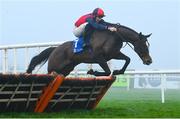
[73,37,84,53]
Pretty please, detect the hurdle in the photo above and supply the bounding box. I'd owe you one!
[0,74,115,112]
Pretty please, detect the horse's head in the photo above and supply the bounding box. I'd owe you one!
[112,24,152,65]
[134,32,152,65]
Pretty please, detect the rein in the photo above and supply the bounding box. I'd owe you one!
[126,42,134,50]
[114,23,135,51]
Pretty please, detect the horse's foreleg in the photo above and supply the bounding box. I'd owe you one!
[87,62,111,76]
[112,52,130,75]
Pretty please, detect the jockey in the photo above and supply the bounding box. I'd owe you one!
[73,8,117,47]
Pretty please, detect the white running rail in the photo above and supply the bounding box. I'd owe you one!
[0,42,63,73]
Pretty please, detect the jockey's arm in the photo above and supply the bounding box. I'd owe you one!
[100,20,117,32]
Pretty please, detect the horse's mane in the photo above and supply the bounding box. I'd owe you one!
[114,23,139,35]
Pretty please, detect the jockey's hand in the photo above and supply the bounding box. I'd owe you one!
[108,27,117,32]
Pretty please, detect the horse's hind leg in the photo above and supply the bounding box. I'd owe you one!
[87,62,111,76]
[60,62,79,76]
[49,61,78,77]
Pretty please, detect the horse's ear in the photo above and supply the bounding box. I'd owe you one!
[144,33,152,38]
[139,32,143,39]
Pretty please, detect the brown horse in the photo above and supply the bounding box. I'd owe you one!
[26,24,152,76]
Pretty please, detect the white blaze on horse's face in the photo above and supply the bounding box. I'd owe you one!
[134,33,152,65]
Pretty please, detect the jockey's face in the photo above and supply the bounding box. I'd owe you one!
[95,16,102,22]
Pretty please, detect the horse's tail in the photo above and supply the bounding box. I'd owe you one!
[26,47,56,73]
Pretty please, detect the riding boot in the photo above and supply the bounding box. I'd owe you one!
[82,34,90,48]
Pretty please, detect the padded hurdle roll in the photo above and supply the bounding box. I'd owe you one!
[0,73,115,112]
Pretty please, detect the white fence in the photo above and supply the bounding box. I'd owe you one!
[0,42,63,73]
[0,42,180,103]
[123,70,180,103]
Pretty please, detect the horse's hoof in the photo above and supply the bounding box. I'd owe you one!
[112,70,124,75]
[24,72,31,75]
[87,69,94,75]
[50,71,59,77]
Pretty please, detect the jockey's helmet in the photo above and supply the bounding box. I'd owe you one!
[92,8,105,18]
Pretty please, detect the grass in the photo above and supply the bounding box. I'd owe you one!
[0,88,180,118]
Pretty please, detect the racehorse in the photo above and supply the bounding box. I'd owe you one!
[26,24,152,76]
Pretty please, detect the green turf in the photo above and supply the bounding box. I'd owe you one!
[0,88,180,118]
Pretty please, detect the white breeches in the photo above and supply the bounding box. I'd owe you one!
[73,22,88,37]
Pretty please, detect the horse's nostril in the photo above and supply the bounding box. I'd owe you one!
[147,59,152,64]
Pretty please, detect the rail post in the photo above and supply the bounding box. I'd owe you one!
[160,74,166,103]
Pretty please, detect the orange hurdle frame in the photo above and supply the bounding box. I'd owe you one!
[34,75,64,112]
